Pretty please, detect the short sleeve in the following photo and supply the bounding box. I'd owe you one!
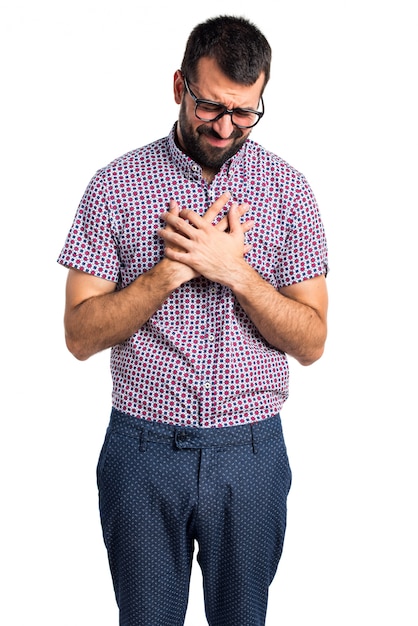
[57,170,120,282]
[277,174,328,286]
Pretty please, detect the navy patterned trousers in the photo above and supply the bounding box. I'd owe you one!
[97,408,292,626]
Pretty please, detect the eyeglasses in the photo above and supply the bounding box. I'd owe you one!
[183,75,264,129]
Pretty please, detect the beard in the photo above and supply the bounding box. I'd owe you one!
[177,101,249,172]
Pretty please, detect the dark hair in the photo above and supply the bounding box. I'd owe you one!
[180,15,271,90]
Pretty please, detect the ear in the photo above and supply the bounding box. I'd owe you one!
[173,70,184,105]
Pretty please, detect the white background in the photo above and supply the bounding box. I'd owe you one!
[1,1,417,624]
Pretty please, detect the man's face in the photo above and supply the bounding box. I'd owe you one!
[174,57,265,175]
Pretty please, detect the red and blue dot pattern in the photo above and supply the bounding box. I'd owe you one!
[58,125,328,427]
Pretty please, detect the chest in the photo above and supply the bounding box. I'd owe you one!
[106,168,290,288]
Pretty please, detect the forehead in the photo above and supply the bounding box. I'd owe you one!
[194,57,264,106]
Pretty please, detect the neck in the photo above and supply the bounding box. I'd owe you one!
[202,168,217,183]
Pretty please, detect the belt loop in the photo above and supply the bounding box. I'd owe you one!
[251,424,257,455]
[139,427,148,452]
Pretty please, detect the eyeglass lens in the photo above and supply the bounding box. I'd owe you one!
[195,102,260,127]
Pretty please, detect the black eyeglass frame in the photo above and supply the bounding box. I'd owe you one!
[183,75,265,129]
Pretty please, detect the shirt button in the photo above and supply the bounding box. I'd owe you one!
[204,381,211,390]
[208,334,215,342]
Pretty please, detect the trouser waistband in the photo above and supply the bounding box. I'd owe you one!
[109,408,283,450]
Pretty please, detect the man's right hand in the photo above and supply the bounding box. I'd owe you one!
[160,191,254,285]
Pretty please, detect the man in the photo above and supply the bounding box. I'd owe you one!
[58,15,328,626]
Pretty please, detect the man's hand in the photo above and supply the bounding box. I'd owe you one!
[159,192,254,286]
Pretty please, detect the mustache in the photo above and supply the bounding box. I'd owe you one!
[197,125,243,141]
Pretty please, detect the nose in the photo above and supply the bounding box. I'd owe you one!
[211,112,235,139]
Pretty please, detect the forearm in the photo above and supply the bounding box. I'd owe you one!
[65,259,187,360]
[229,263,327,365]
[160,205,327,364]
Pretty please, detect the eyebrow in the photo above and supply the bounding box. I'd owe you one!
[188,78,260,111]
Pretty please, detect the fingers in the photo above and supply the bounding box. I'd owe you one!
[177,202,252,230]
[168,198,180,215]
[228,204,254,255]
[161,210,197,239]
[215,201,251,231]
[241,219,254,234]
[167,192,249,226]
[227,203,246,233]
[163,199,180,233]
[161,195,254,239]
[160,199,194,256]
[200,191,231,224]
[159,227,193,251]
[170,191,231,230]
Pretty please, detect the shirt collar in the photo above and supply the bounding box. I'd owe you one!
[167,123,246,181]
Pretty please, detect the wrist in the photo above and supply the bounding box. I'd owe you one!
[157,257,197,289]
[220,258,254,292]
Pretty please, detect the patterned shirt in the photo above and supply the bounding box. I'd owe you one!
[58,125,328,428]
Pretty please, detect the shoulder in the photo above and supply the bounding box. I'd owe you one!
[97,135,169,178]
[244,139,307,182]
[80,135,170,198]
[243,139,315,203]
